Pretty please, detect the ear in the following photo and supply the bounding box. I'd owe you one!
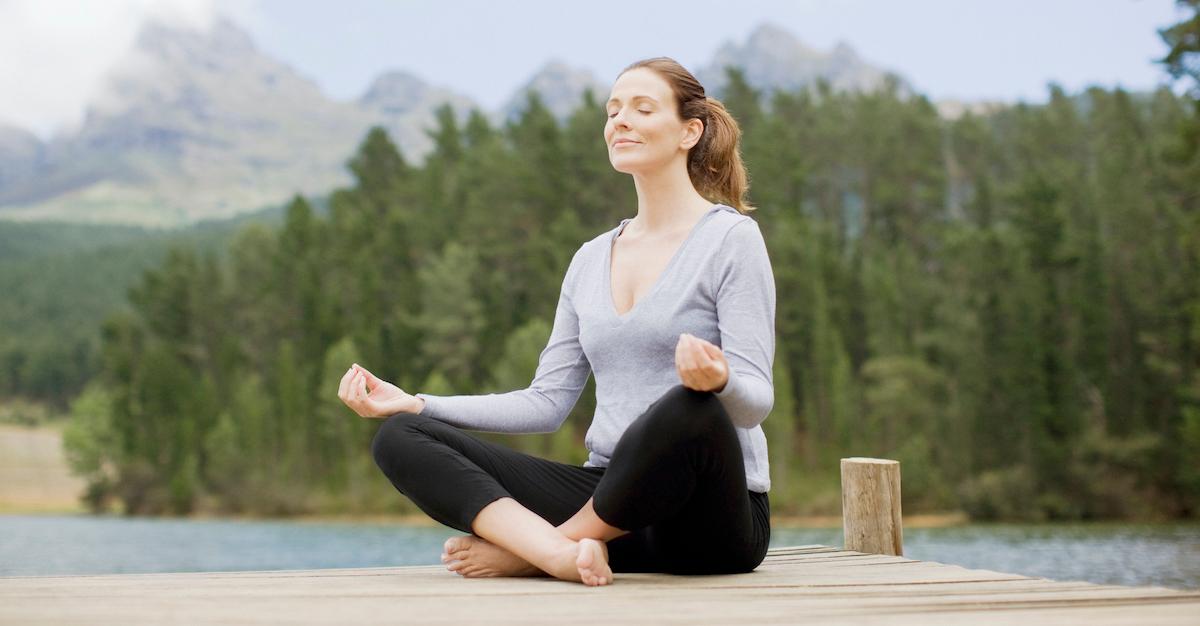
[680,117,704,150]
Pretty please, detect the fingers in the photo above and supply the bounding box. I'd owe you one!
[675,335,692,387]
[338,366,355,401]
[337,367,367,417]
[679,333,703,370]
[677,334,702,388]
[677,334,727,391]
[352,363,381,390]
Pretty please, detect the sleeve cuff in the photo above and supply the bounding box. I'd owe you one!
[415,393,436,417]
[714,367,741,399]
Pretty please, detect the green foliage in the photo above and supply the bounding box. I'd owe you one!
[61,382,118,511]
[44,70,1200,521]
[488,317,552,392]
[0,209,280,408]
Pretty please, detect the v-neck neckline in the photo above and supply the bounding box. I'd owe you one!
[605,204,723,321]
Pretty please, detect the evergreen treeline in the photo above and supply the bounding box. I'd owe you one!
[62,68,1199,521]
[0,210,291,411]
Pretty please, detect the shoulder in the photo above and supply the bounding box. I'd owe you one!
[562,223,620,280]
[574,225,618,263]
[710,205,767,253]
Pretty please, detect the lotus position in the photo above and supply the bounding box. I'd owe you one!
[337,56,776,586]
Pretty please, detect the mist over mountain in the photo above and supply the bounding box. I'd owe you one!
[358,70,478,158]
[0,19,929,226]
[0,125,44,191]
[500,60,610,123]
[697,23,909,97]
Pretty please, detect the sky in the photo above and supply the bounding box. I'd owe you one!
[0,0,1190,139]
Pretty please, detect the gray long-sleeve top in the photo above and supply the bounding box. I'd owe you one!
[416,203,776,492]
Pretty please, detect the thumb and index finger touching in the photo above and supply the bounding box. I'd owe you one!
[682,333,726,361]
[352,363,383,389]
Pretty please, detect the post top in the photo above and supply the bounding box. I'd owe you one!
[841,457,899,465]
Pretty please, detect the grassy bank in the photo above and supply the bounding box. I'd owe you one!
[0,423,87,514]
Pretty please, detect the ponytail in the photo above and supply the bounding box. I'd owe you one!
[689,96,753,213]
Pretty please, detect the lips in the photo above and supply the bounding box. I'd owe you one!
[613,139,640,147]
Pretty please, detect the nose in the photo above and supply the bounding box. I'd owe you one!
[610,107,632,129]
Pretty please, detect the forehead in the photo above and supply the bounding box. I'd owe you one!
[607,68,673,105]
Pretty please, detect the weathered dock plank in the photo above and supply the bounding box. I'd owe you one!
[2,545,1198,625]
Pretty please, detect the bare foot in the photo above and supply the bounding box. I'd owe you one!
[441,535,541,578]
[574,538,613,586]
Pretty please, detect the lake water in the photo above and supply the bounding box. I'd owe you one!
[2,514,1198,591]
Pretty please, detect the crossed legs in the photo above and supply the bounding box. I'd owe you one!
[370,385,767,585]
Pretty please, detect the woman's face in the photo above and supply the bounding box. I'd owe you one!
[604,68,702,175]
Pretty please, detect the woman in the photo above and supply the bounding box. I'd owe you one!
[337,57,776,587]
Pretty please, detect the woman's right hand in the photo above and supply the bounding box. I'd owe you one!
[337,363,422,418]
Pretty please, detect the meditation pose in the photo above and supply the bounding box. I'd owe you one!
[337,56,776,586]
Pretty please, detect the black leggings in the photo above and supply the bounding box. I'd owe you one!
[370,384,770,575]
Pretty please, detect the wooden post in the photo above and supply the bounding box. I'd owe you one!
[840,457,903,556]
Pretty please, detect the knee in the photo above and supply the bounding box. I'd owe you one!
[370,412,429,470]
[642,385,732,441]
[660,383,718,409]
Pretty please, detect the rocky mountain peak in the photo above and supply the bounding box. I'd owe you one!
[132,16,256,66]
[360,70,440,114]
[698,22,903,98]
[501,59,608,122]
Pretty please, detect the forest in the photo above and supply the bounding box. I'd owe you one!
[36,54,1194,521]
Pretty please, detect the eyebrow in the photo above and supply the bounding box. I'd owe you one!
[605,95,660,106]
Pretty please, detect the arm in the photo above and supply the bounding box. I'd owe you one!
[711,219,776,429]
[414,248,592,434]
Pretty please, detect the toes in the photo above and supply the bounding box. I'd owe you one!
[442,536,473,565]
[443,537,465,553]
[445,535,474,553]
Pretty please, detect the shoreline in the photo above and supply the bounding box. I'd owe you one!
[6,508,1196,528]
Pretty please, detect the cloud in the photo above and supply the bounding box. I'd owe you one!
[0,0,254,139]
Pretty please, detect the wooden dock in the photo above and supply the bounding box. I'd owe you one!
[3,544,1198,625]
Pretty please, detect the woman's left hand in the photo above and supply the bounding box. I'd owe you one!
[675,333,729,392]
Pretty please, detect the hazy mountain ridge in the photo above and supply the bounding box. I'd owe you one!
[500,60,611,123]
[0,19,945,226]
[697,23,908,97]
[0,125,44,190]
[358,70,478,159]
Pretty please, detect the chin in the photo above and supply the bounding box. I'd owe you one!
[608,154,656,175]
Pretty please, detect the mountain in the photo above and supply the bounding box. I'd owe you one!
[0,18,480,226]
[0,19,987,227]
[0,18,374,225]
[697,23,910,99]
[0,124,44,191]
[358,70,477,159]
[500,60,609,123]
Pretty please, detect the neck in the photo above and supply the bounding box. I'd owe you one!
[627,157,713,235]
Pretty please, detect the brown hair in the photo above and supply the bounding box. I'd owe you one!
[619,57,755,213]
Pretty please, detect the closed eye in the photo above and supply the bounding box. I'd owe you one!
[607,109,654,118]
